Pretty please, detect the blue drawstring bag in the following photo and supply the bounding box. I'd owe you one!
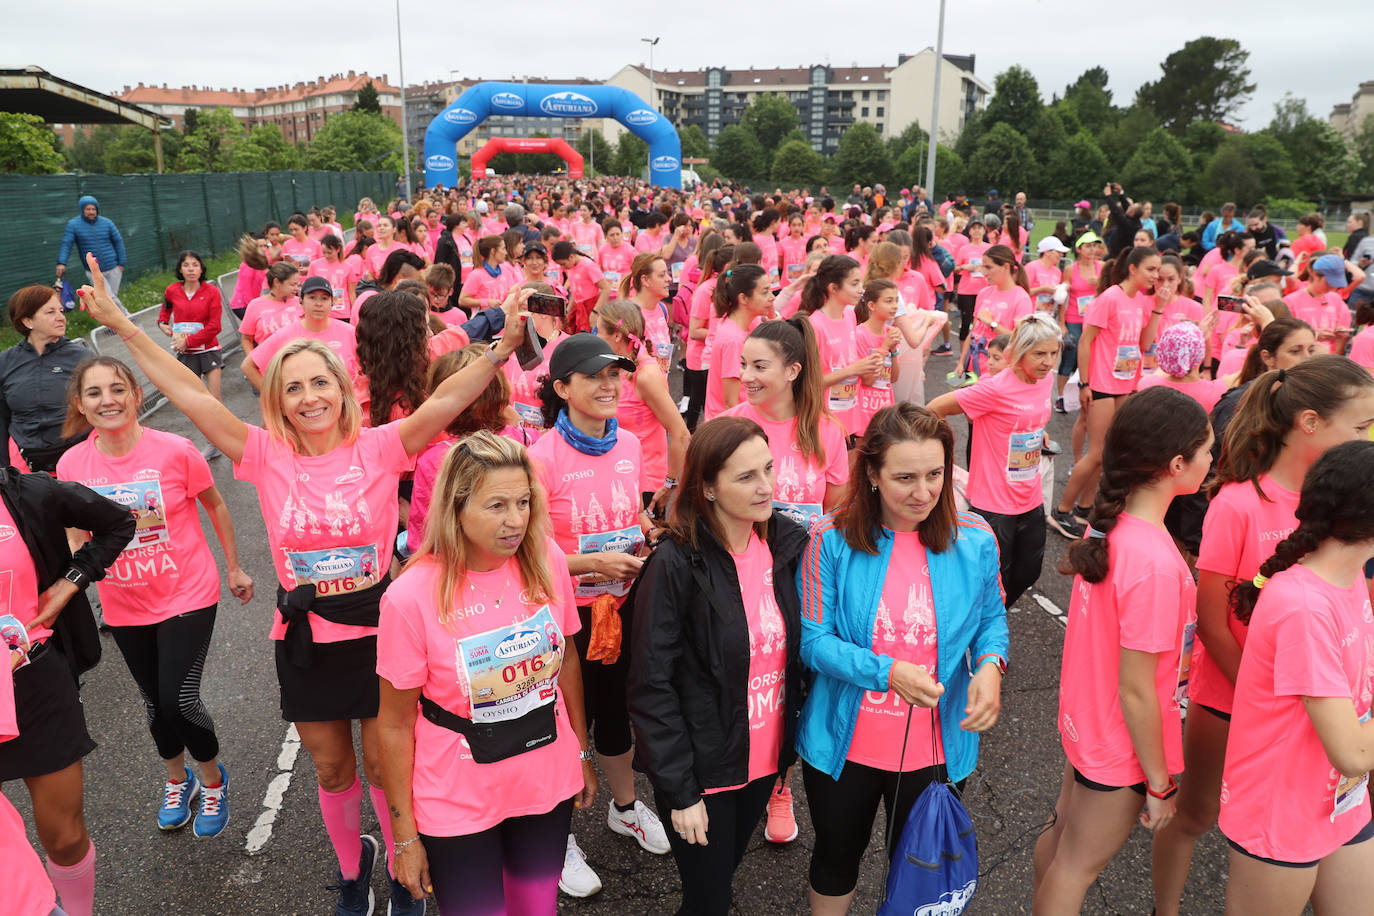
[878,706,979,916]
[57,279,77,312]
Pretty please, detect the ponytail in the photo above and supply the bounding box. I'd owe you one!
[265,260,299,292]
[700,244,736,283]
[1235,318,1313,385]
[620,252,665,300]
[747,317,830,464]
[799,254,859,316]
[984,244,1029,293]
[712,264,767,319]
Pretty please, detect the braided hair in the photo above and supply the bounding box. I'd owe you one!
[1060,387,1211,583]
[1230,440,1374,623]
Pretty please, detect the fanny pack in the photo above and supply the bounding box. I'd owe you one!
[418,693,557,764]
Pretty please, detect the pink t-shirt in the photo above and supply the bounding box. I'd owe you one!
[1351,325,1374,373]
[641,302,674,373]
[957,242,991,297]
[686,277,718,370]
[894,269,935,313]
[281,237,323,274]
[1136,374,1229,413]
[846,531,943,771]
[1192,476,1300,714]
[617,352,668,494]
[231,262,268,314]
[57,430,220,627]
[529,429,645,604]
[234,423,413,642]
[915,258,946,298]
[365,242,406,279]
[971,286,1034,340]
[809,307,863,435]
[1059,513,1196,786]
[955,368,1054,515]
[778,237,808,283]
[0,500,49,646]
[597,243,636,296]
[1084,285,1149,395]
[240,296,303,346]
[1285,288,1350,354]
[708,534,787,792]
[723,401,849,530]
[705,316,749,421]
[504,331,564,431]
[1064,261,1100,324]
[1219,565,1374,862]
[1024,260,1062,312]
[1157,296,1204,335]
[461,267,516,311]
[635,229,666,253]
[308,258,356,319]
[375,547,583,837]
[0,665,58,916]
[250,318,359,379]
[566,257,604,305]
[1203,261,1239,305]
[570,221,603,255]
[853,322,895,433]
[756,235,780,285]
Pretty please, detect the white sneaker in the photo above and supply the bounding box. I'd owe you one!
[607,799,671,855]
[558,834,602,898]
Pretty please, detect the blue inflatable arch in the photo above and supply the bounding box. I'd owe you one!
[424,81,682,189]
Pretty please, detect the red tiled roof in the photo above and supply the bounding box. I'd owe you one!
[118,72,399,108]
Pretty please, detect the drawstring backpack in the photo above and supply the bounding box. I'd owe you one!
[878,703,979,916]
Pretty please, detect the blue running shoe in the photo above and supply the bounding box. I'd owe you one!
[328,834,379,916]
[388,874,426,915]
[158,767,200,831]
[193,763,229,838]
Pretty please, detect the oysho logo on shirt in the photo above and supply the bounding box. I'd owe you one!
[562,469,595,482]
[615,459,634,475]
[133,468,160,481]
[0,524,16,542]
[334,466,365,486]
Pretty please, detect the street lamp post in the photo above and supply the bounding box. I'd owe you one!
[396,0,411,199]
[923,0,946,203]
[642,36,659,182]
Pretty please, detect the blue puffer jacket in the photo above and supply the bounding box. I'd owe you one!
[796,510,1010,783]
[57,196,126,271]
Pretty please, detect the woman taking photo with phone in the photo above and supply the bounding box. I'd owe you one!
[798,404,1008,915]
[629,416,809,915]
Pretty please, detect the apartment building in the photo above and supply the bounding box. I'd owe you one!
[1330,81,1374,141]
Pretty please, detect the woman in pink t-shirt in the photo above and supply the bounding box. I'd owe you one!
[309,235,357,321]
[1051,247,1164,538]
[1215,441,1374,902]
[800,255,885,438]
[597,221,637,298]
[458,236,515,315]
[930,314,1061,606]
[79,266,532,916]
[627,416,809,914]
[959,245,1035,380]
[1136,318,1229,413]
[377,430,594,914]
[57,356,253,838]
[1058,233,1105,406]
[778,214,809,284]
[953,219,991,347]
[239,262,303,354]
[1351,302,1374,374]
[705,265,774,422]
[1034,387,1213,914]
[230,232,271,320]
[620,254,676,375]
[682,238,728,430]
[1150,355,1374,915]
[364,216,407,281]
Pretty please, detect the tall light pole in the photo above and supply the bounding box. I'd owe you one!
[395,0,411,198]
[642,36,659,182]
[923,0,946,203]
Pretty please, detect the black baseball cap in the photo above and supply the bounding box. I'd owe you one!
[548,333,636,381]
[1246,259,1293,281]
[522,242,548,258]
[300,275,333,296]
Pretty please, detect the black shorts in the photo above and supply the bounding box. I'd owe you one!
[0,642,97,782]
[274,636,380,722]
[571,603,633,757]
[1090,388,1123,402]
[176,349,223,376]
[1195,702,1232,723]
[1227,819,1374,869]
[1072,766,1146,796]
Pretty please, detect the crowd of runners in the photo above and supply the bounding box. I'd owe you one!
[2,174,1373,916]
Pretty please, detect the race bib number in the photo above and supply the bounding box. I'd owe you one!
[1142,345,1159,372]
[0,613,30,670]
[968,256,982,267]
[672,262,684,283]
[871,349,893,390]
[512,401,544,427]
[1036,294,1052,310]
[769,266,780,281]
[578,244,594,256]
[285,545,380,596]
[655,339,674,373]
[460,251,473,268]
[92,480,170,550]
[1076,294,1094,311]
[775,500,824,531]
[603,270,621,286]
[1006,430,1043,482]
[1333,712,1372,821]
[1174,620,1196,705]
[829,378,859,412]
[1113,344,1141,380]
[171,322,203,335]
[787,263,802,279]
[290,253,311,271]
[575,525,646,598]
[459,605,564,725]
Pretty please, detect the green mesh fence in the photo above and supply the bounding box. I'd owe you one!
[2,170,398,297]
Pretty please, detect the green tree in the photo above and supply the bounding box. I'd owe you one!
[1026,108,1069,190]
[1182,120,1229,173]
[983,65,1043,137]
[887,120,929,160]
[104,125,182,173]
[303,110,403,172]
[771,138,827,187]
[1137,37,1256,132]
[953,110,987,164]
[678,124,709,160]
[0,113,64,173]
[182,109,201,135]
[176,108,244,172]
[1119,128,1193,203]
[1240,132,1298,200]
[575,128,613,175]
[1061,67,1117,135]
[1263,95,1357,198]
[712,124,767,180]
[930,144,965,197]
[611,131,649,177]
[1355,115,1374,192]
[829,121,892,188]
[1098,104,1159,170]
[965,122,1035,198]
[739,94,800,156]
[1197,133,1296,206]
[228,124,300,171]
[1045,131,1112,199]
[353,80,382,114]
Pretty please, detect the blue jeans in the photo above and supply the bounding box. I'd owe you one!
[1058,322,1082,378]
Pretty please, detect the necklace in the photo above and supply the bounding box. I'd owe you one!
[465,563,513,609]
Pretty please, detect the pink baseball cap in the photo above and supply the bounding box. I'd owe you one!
[1074,200,1091,210]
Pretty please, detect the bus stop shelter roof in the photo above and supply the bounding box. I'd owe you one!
[0,66,170,130]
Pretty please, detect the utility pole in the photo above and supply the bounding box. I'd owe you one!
[924,0,946,203]
[642,36,660,182]
[396,0,411,198]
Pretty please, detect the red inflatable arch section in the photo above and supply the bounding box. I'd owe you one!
[471,136,584,179]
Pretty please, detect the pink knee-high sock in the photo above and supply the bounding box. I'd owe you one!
[318,778,364,879]
[46,839,96,916]
[368,784,397,877]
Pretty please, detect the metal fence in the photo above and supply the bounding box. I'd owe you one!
[2,170,398,302]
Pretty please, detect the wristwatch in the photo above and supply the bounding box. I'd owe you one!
[579,749,595,762]
[975,653,1008,676]
[62,567,90,591]
[1146,775,1179,800]
[484,347,510,368]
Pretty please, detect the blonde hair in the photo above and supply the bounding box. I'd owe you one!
[409,431,555,624]
[260,339,362,452]
[597,298,647,355]
[863,241,905,283]
[1002,313,1063,366]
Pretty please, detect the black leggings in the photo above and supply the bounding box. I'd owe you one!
[654,774,775,915]
[955,294,977,341]
[682,366,708,431]
[572,603,633,757]
[109,605,219,763]
[970,504,1046,606]
[803,759,966,897]
[421,798,572,915]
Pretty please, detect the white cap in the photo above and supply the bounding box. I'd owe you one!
[1037,236,1069,254]
[475,201,489,214]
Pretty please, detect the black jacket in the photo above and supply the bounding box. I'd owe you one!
[0,335,88,451]
[433,231,465,312]
[628,512,808,810]
[0,467,134,679]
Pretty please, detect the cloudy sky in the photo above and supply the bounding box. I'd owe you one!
[3,1,1365,131]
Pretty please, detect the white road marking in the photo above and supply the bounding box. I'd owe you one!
[1031,592,1067,627]
[245,724,301,854]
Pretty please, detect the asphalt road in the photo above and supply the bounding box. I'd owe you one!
[4,344,1229,915]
